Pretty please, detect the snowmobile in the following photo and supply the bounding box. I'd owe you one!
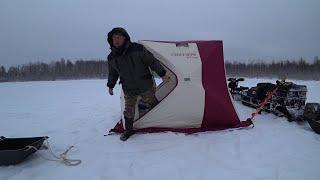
[227,78,248,101]
[227,78,320,134]
[240,80,307,121]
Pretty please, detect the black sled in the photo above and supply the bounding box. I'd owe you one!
[303,103,320,134]
[0,136,48,165]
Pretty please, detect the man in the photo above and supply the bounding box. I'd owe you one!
[106,27,170,141]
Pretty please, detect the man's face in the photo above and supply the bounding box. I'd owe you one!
[112,34,126,48]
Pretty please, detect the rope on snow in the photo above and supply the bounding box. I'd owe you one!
[25,139,81,166]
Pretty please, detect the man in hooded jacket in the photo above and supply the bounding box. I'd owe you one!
[106,27,169,141]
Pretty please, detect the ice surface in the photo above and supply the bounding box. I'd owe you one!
[0,79,319,180]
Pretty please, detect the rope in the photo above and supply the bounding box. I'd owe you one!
[25,140,81,166]
[246,86,279,122]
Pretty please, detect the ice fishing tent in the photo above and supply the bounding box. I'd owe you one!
[110,40,252,133]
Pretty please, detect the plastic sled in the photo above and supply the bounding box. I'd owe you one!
[0,136,48,165]
[307,119,320,134]
[303,103,320,134]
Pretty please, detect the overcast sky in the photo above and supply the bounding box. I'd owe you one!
[0,0,319,67]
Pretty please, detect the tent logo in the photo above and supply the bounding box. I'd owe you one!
[170,52,199,59]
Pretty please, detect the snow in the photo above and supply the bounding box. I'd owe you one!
[0,78,320,180]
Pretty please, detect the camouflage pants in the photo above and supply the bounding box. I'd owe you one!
[123,88,158,120]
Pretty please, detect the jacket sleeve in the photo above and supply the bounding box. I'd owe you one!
[107,60,119,88]
[141,46,167,77]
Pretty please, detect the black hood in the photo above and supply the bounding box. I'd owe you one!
[107,27,131,48]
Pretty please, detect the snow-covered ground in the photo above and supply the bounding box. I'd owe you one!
[0,78,320,180]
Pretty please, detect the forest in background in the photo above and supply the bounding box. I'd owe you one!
[226,58,320,80]
[0,57,320,82]
[0,58,107,82]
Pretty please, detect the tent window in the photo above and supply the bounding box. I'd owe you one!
[135,62,178,120]
[154,62,177,102]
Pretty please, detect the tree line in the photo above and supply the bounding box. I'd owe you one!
[0,58,108,82]
[225,58,320,80]
[0,58,320,82]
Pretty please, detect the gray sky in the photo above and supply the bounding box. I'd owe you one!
[0,0,319,67]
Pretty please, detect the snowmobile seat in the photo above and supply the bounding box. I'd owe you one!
[0,136,48,165]
[256,83,276,100]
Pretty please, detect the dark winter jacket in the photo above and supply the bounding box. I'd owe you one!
[106,27,166,95]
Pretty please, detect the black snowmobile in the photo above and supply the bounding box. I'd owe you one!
[227,78,320,134]
[240,80,307,121]
[227,78,248,101]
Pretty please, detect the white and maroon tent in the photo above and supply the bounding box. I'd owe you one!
[110,40,252,134]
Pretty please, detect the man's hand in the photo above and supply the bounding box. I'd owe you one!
[161,75,170,82]
[108,88,114,96]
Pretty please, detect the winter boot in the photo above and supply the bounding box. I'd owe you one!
[120,117,135,141]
